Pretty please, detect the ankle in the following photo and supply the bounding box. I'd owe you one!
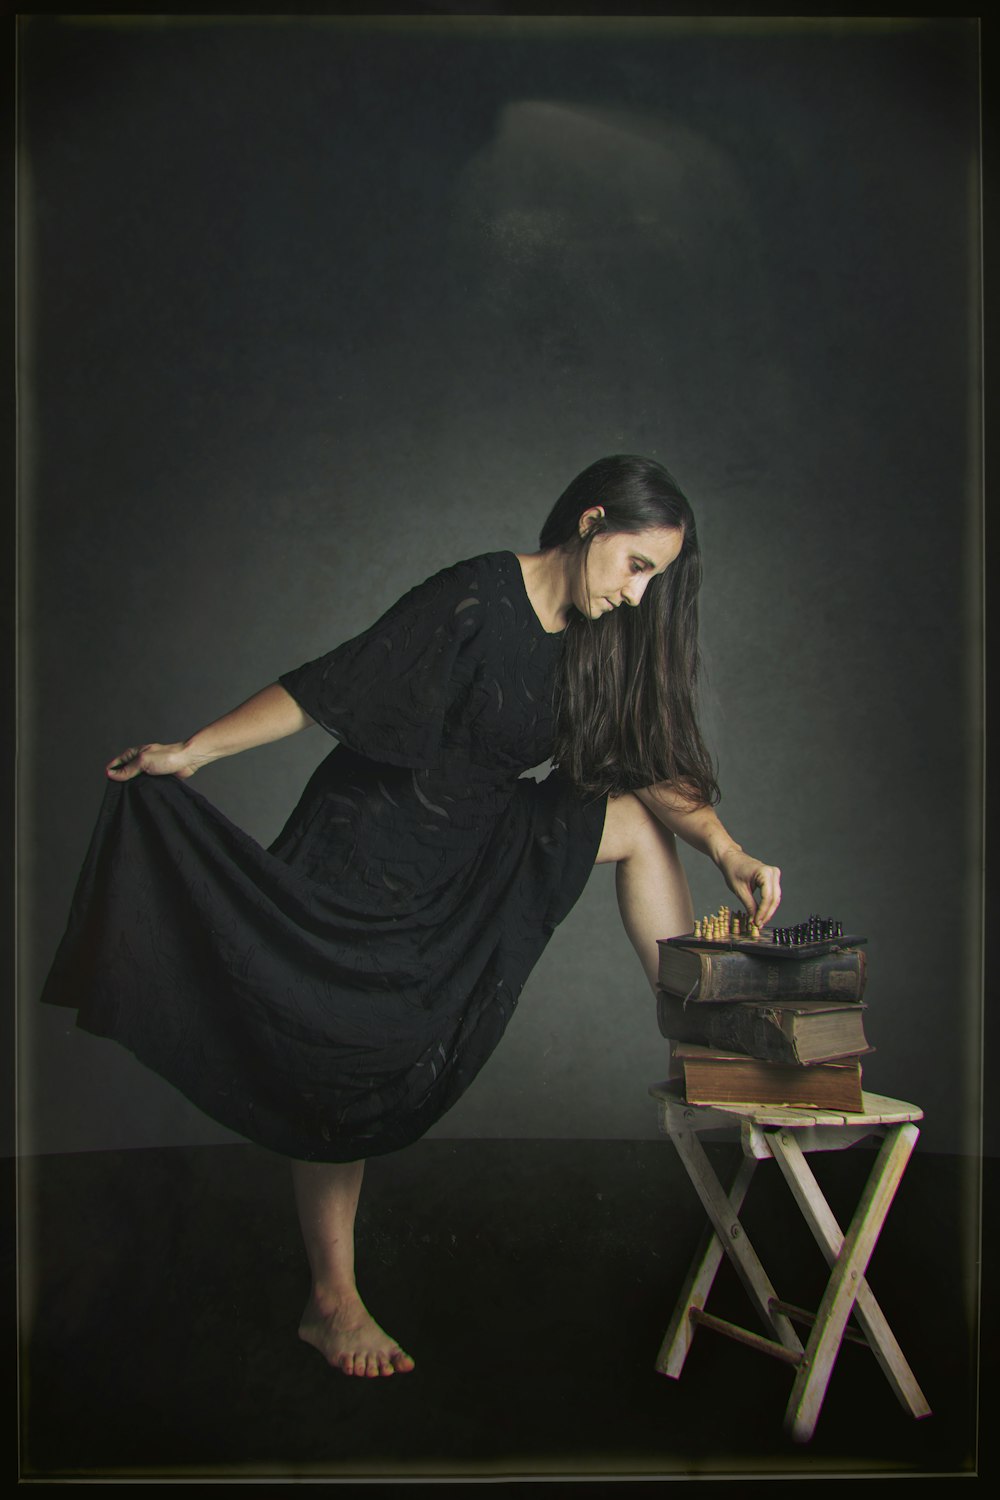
[309,1282,362,1315]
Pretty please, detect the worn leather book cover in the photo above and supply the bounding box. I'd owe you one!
[656,944,867,1003]
[674,1043,865,1111]
[656,990,871,1064]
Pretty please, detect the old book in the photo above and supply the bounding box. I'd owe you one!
[656,943,867,1003]
[656,990,871,1065]
[675,1043,864,1112]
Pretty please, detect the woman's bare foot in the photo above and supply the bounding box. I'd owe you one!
[298,1291,415,1377]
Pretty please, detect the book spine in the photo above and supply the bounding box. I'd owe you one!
[681,1060,863,1112]
[682,1077,864,1112]
[658,948,866,1003]
[656,992,803,1064]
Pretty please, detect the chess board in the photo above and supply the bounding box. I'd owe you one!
[661,932,868,960]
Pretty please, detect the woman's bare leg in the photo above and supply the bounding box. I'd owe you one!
[291,795,685,1379]
[292,1159,415,1377]
[596,792,694,987]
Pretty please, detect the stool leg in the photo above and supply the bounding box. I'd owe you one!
[656,1151,757,1377]
[768,1129,931,1422]
[782,1122,921,1442]
[669,1128,804,1357]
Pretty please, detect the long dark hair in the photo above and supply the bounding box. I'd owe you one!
[541,454,720,806]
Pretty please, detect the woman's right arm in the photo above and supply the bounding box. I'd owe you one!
[105,682,314,781]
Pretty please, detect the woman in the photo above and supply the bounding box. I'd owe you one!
[42,454,781,1380]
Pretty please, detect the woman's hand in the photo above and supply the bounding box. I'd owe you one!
[716,845,782,927]
[105,743,210,782]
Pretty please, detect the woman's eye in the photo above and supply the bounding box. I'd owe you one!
[630,561,643,573]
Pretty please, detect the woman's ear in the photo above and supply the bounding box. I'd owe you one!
[578,505,606,538]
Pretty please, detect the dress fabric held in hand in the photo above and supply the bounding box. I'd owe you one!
[42,553,606,1160]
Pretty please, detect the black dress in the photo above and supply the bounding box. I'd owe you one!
[42,553,607,1161]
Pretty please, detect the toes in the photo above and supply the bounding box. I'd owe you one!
[304,1313,413,1379]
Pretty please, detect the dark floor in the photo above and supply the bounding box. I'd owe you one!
[15,1136,996,1483]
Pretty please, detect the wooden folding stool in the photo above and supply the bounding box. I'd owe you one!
[649,1082,932,1442]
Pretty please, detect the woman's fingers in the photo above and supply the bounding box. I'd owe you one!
[106,746,144,779]
[752,864,782,926]
[719,849,782,927]
[105,743,166,779]
[105,742,198,780]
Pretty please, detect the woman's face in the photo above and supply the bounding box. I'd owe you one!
[574,516,685,619]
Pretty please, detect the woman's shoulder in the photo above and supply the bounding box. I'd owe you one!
[418,551,520,602]
[372,553,513,635]
[371,554,528,643]
[438,551,515,582]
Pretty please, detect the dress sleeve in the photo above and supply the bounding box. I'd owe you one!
[278,558,486,769]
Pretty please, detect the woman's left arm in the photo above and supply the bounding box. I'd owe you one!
[636,785,782,926]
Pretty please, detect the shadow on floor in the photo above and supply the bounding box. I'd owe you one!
[16,1138,994,1481]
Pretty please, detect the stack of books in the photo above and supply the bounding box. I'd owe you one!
[656,932,871,1112]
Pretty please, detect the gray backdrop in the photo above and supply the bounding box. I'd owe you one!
[18,15,983,1158]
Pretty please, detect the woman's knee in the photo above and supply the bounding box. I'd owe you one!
[596,791,675,865]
